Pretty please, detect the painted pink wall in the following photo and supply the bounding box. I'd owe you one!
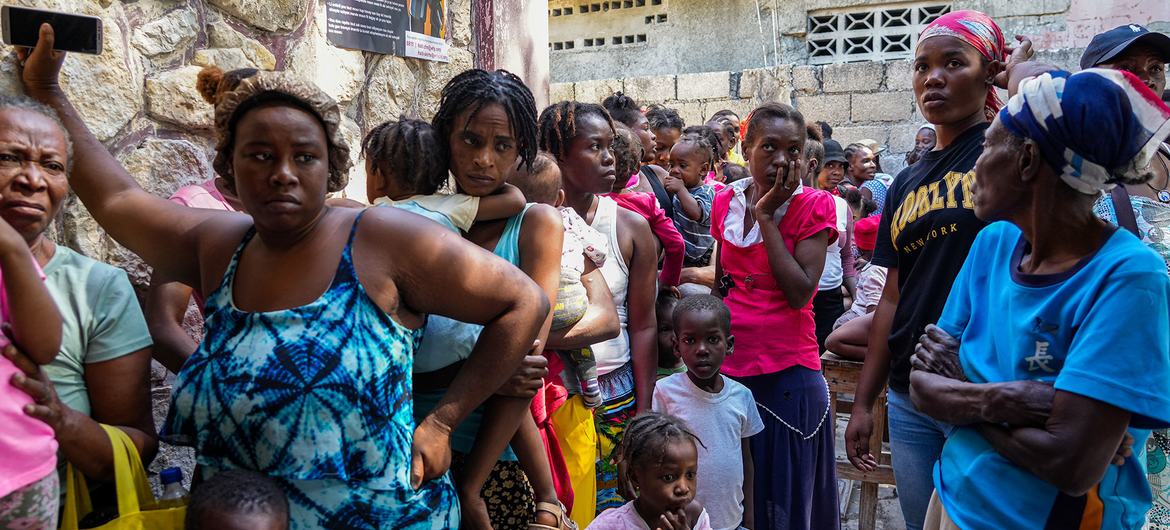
[1034,0,1170,49]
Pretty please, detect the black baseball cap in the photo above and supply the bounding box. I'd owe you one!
[1080,24,1170,70]
[822,140,847,164]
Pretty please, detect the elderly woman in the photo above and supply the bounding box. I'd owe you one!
[19,24,548,529]
[0,94,157,489]
[909,66,1170,530]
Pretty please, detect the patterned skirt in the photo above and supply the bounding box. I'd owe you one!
[594,362,637,513]
[452,453,536,530]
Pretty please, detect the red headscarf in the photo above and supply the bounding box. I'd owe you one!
[917,10,1007,120]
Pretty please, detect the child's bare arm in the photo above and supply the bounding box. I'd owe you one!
[0,219,61,365]
[474,183,526,221]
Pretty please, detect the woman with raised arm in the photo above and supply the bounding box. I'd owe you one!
[18,24,547,529]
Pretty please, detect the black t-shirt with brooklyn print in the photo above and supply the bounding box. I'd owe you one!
[873,122,989,393]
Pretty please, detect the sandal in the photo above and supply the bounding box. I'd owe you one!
[529,501,578,530]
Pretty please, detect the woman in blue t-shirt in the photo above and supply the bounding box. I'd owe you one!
[909,67,1170,530]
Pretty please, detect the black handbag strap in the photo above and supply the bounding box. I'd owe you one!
[1110,185,1139,236]
[641,165,674,220]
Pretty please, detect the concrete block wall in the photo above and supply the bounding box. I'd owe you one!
[551,59,938,176]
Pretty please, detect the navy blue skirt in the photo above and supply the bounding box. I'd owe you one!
[734,366,840,530]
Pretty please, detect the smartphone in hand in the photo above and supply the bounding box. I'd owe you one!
[1,5,102,55]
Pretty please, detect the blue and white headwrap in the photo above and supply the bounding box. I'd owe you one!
[998,68,1170,194]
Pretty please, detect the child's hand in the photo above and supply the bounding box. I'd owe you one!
[0,217,27,255]
[753,158,804,219]
[655,509,689,530]
[663,174,685,195]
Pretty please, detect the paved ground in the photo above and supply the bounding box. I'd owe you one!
[834,417,908,530]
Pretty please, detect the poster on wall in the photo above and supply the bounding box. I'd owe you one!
[325,0,449,62]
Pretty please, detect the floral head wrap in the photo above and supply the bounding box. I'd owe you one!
[917,10,1007,120]
[999,68,1170,194]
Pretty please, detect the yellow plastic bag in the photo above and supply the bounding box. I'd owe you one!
[60,424,186,530]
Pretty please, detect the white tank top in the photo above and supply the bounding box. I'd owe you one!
[819,195,849,290]
[590,196,631,375]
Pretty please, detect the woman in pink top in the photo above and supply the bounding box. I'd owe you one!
[710,102,839,529]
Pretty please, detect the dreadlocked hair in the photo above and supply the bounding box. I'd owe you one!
[612,122,643,182]
[681,125,720,168]
[362,116,449,196]
[620,412,704,470]
[646,105,684,132]
[602,91,643,128]
[538,101,616,160]
[743,102,807,148]
[432,69,539,172]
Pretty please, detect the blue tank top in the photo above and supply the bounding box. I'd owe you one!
[165,211,440,495]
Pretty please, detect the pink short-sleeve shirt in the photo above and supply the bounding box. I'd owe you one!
[711,180,838,377]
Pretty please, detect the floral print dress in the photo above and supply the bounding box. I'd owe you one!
[1095,191,1170,530]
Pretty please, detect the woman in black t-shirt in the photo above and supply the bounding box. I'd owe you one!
[843,10,1030,530]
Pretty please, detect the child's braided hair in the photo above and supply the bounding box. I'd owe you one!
[538,101,616,159]
[431,68,539,172]
[612,122,644,182]
[362,116,449,195]
[620,412,704,470]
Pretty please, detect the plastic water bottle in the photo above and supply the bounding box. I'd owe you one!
[157,467,188,508]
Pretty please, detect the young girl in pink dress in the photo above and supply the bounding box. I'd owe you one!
[710,102,840,529]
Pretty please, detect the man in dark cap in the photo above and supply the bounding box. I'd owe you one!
[1080,24,1170,96]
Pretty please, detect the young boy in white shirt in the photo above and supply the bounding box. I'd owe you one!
[652,295,763,530]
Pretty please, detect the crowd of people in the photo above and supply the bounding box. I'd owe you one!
[0,8,1168,530]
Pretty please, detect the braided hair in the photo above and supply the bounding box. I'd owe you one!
[612,122,644,183]
[680,125,719,169]
[602,91,643,128]
[620,412,704,470]
[362,116,449,195]
[432,69,539,172]
[538,101,616,160]
[646,105,685,132]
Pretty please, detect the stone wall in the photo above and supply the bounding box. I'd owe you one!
[550,48,1084,177]
[0,0,474,486]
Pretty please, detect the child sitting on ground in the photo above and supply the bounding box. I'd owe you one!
[651,295,763,530]
[655,291,685,379]
[363,116,526,231]
[185,470,289,530]
[510,151,613,407]
[665,135,717,268]
[604,122,686,287]
[364,119,572,528]
[0,216,63,529]
[589,412,712,530]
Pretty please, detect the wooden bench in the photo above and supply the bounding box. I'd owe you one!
[822,352,895,530]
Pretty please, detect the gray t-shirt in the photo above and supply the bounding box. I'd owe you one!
[41,246,152,417]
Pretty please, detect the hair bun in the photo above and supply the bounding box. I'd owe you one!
[196,66,225,105]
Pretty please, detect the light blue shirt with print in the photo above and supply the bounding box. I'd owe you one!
[934,221,1170,530]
